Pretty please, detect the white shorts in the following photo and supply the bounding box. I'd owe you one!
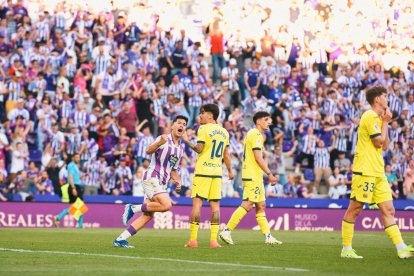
[142,177,168,200]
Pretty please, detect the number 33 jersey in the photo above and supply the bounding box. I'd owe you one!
[242,128,264,181]
[194,123,229,178]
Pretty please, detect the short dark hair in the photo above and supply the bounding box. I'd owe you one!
[173,115,188,124]
[201,104,220,121]
[366,86,387,105]
[253,111,270,124]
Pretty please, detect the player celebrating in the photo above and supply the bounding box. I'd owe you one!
[114,116,187,248]
[219,111,282,245]
[341,86,414,259]
[182,104,234,248]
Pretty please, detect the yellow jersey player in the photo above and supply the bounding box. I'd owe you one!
[182,104,234,249]
[341,86,414,259]
[219,111,282,245]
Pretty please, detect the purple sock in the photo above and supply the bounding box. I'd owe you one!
[127,225,137,236]
[141,203,148,212]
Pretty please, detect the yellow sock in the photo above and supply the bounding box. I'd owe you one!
[210,223,219,242]
[256,212,270,235]
[385,224,403,245]
[190,222,199,241]
[227,206,248,231]
[342,220,354,247]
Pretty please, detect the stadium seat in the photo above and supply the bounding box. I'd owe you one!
[304,168,315,182]
[29,149,42,162]
[283,141,294,152]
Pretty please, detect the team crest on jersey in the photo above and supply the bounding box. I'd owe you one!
[257,138,261,145]
[374,123,379,132]
[168,154,179,167]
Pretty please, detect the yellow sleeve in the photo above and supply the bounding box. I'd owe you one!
[197,125,207,144]
[252,132,263,151]
[365,113,381,138]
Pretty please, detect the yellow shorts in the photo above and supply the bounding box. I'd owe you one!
[191,176,222,201]
[350,173,392,204]
[242,180,265,203]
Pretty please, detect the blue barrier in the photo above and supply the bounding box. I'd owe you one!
[11,195,414,210]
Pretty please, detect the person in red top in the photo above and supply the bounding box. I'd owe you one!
[209,20,225,84]
[117,102,138,138]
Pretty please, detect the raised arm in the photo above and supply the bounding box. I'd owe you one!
[371,108,391,149]
[182,126,204,154]
[146,134,168,155]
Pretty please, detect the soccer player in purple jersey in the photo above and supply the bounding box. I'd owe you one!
[113,116,188,248]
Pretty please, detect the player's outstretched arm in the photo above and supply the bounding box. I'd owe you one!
[146,135,168,155]
[371,108,392,149]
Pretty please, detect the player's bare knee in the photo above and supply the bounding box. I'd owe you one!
[380,205,395,218]
[242,201,254,212]
[144,212,154,218]
[352,206,363,217]
[256,202,266,213]
[161,201,172,212]
[346,204,362,219]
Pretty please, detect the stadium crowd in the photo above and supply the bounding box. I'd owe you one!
[1,0,414,202]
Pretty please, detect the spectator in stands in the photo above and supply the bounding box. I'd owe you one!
[117,101,138,138]
[35,171,54,195]
[334,152,351,175]
[0,172,13,202]
[2,0,414,202]
[386,164,399,200]
[132,166,144,197]
[404,159,414,200]
[328,167,346,199]
[267,141,297,185]
[179,158,192,197]
[295,126,317,173]
[294,174,313,198]
[45,157,61,196]
[313,139,334,194]
[266,174,286,198]
[10,142,28,177]
[222,58,240,108]
[0,127,9,168]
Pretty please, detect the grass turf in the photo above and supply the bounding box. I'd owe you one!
[0,229,413,275]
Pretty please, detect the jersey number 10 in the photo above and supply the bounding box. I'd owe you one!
[211,139,224,159]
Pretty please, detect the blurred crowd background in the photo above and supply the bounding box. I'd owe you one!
[1,0,414,202]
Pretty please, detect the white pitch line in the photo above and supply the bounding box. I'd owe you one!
[0,247,309,272]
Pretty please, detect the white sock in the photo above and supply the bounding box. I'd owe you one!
[396,242,407,251]
[116,230,132,241]
[131,204,142,213]
[343,246,352,250]
[265,233,271,239]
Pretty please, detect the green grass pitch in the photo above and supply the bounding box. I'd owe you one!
[0,229,413,275]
